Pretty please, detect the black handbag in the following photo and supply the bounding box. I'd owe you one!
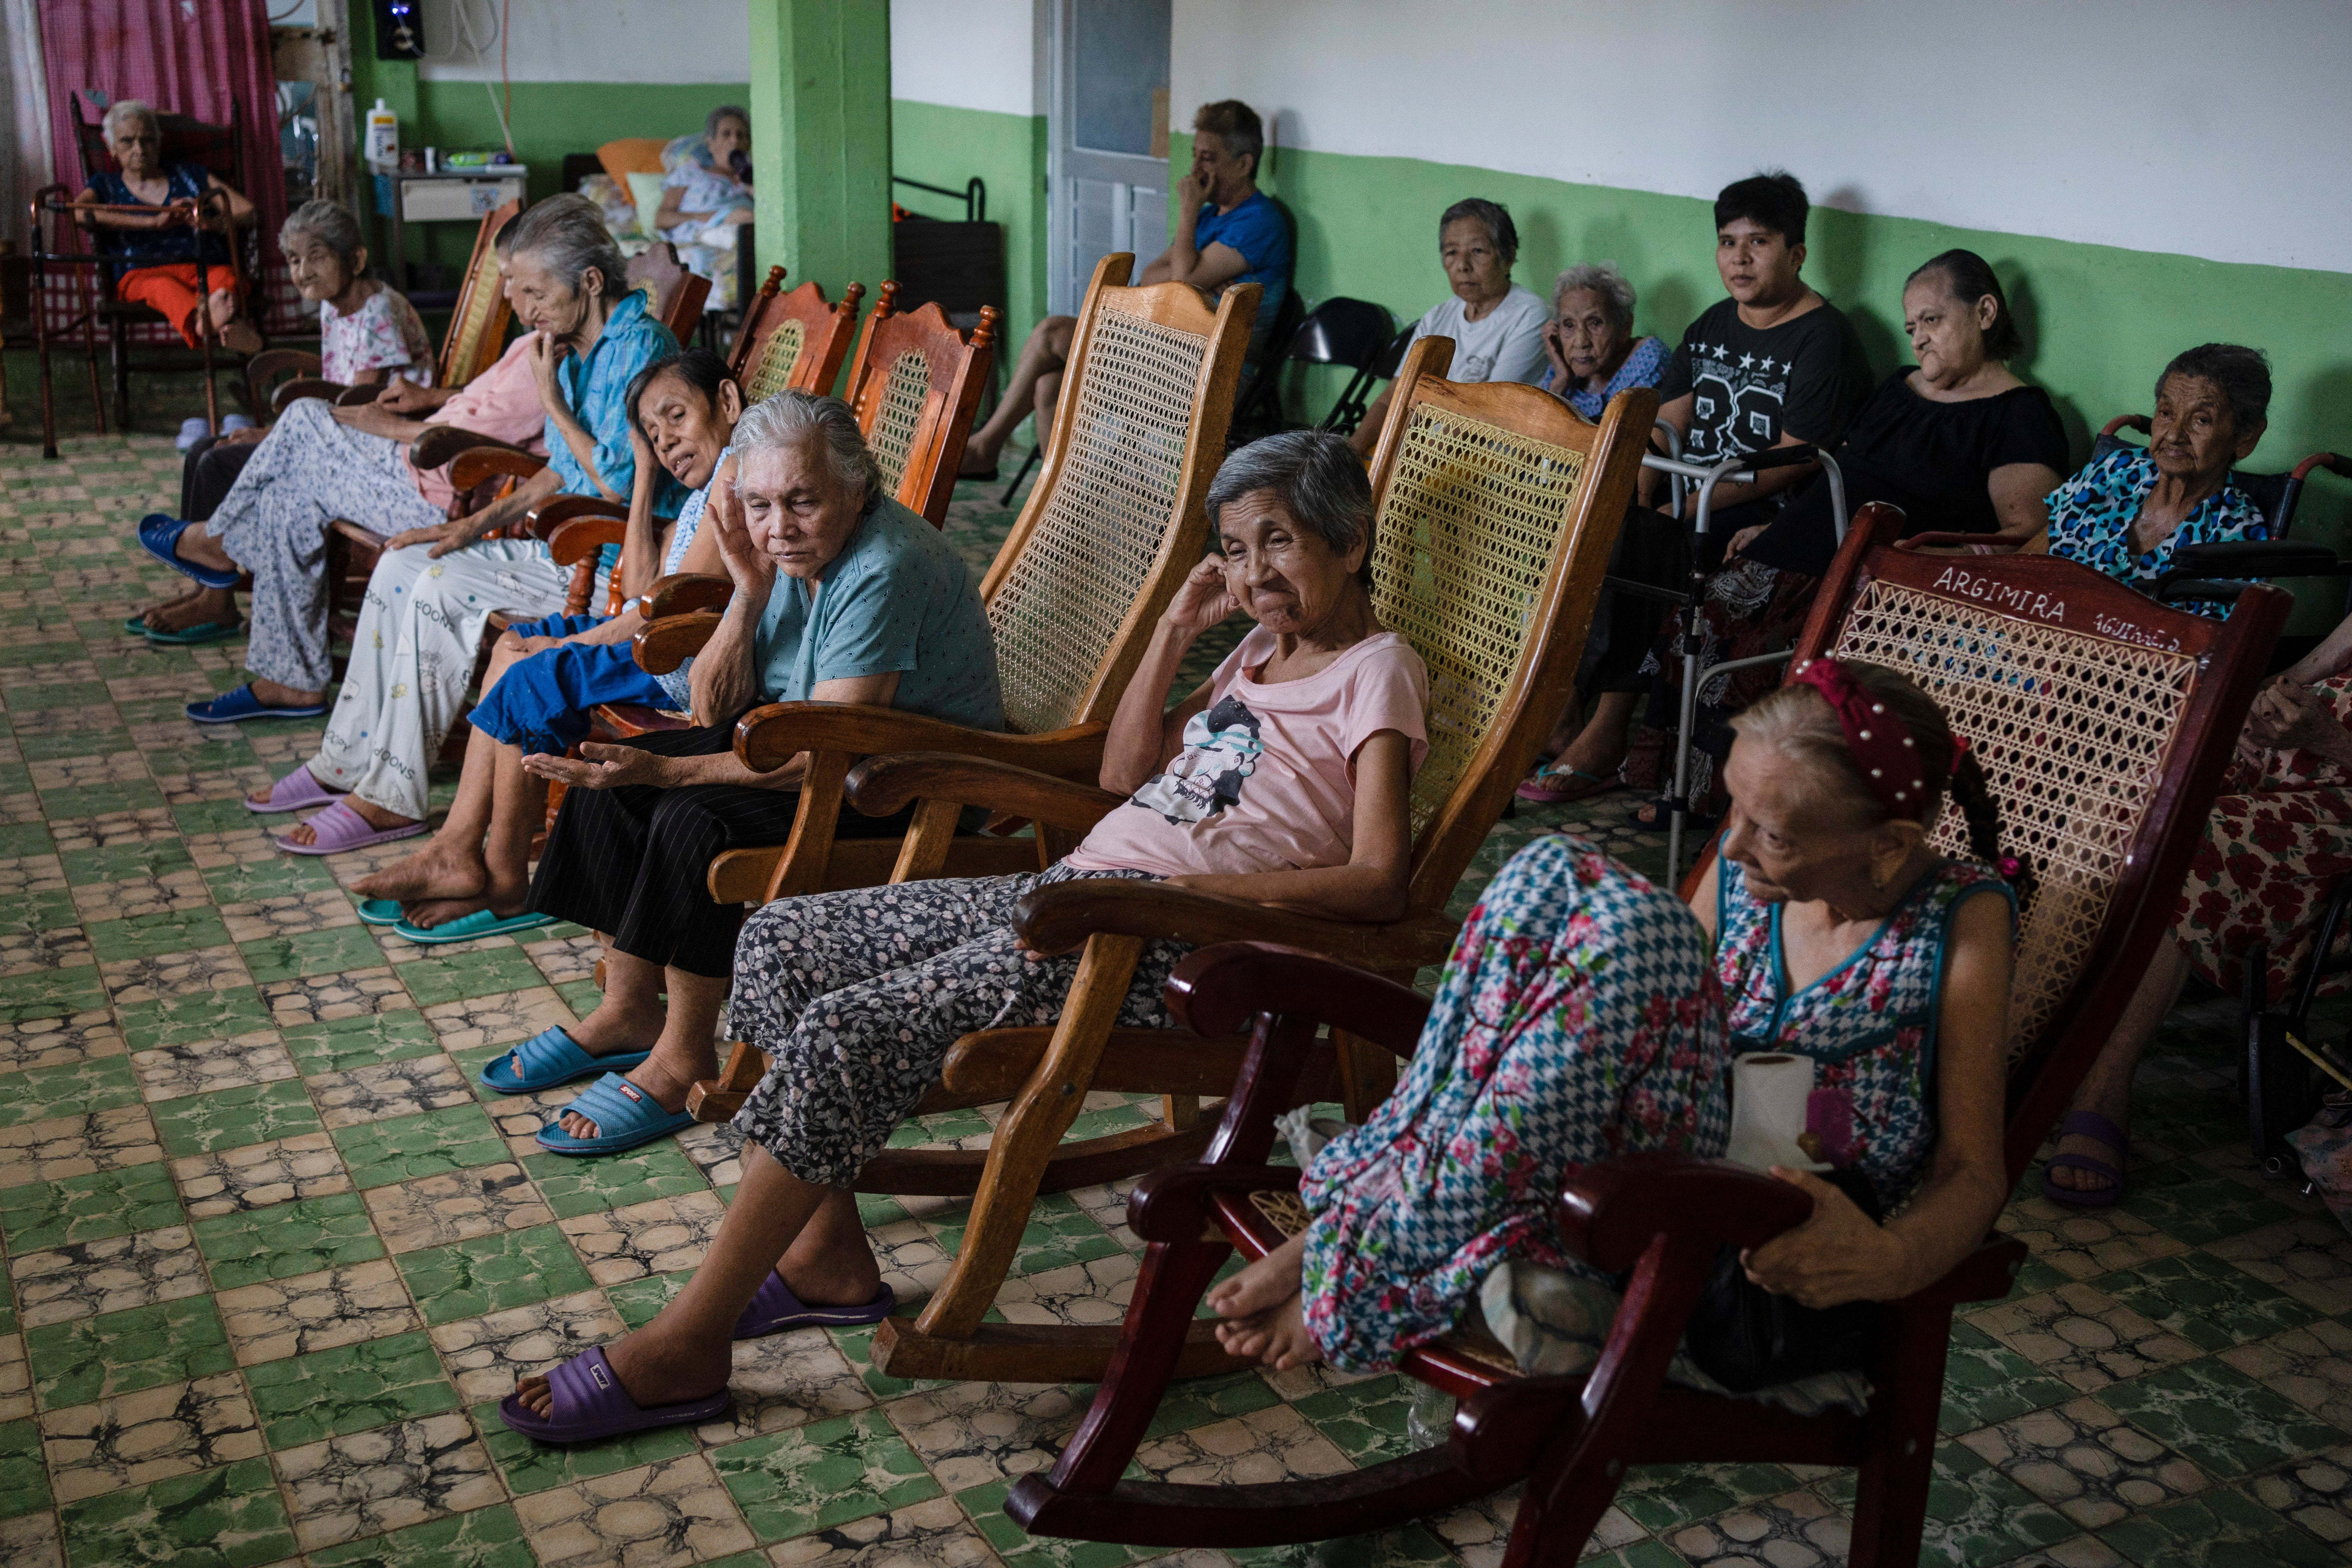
[1681,1167,1884,1392]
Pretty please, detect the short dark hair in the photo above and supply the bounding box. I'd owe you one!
[1906,248,2023,362]
[1714,170,1809,246]
[626,347,737,435]
[1192,100,1263,177]
[1206,430,1376,585]
[2157,343,2272,433]
[1440,198,1518,264]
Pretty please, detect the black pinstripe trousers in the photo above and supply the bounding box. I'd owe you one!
[526,724,915,978]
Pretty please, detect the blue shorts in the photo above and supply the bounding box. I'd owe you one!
[503,611,607,641]
[467,636,670,755]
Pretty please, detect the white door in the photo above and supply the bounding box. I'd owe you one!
[1047,0,1171,316]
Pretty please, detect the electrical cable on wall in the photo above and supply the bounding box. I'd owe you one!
[419,0,516,159]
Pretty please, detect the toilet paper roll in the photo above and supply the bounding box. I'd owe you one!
[1724,1051,1834,1173]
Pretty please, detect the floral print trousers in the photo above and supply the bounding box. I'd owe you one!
[729,866,1183,1187]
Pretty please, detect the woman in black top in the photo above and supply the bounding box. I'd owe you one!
[1629,250,2070,817]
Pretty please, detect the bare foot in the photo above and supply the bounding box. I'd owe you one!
[556,1055,695,1141]
[354,840,489,905]
[279,794,417,848]
[957,441,1000,477]
[1208,1233,1323,1370]
[510,1321,732,1419]
[503,990,664,1083]
[209,289,264,356]
[2046,1111,2129,1195]
[144,587,237,635]
[403,896,491,930]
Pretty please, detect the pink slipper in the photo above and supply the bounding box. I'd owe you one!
[245,767,344,815]
[275,799,425,856]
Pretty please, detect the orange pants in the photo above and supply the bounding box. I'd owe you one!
[116,263,244,347]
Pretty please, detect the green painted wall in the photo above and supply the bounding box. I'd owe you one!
[890,99,1048,350]
[749,0,892,305]
[1179,134,2352,625]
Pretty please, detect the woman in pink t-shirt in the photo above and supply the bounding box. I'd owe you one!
[500,429,1432,1441]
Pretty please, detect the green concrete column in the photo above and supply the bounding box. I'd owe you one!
[748,0,893,306]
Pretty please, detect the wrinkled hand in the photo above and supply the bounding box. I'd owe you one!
[333,401,400,439]
[518,742,671,791]
[1738,1168,1908,1310]
[706,475,774,595]
[374,379,438,415]
[1162,557,1241,637]
[1176,170,1207,214]
[1539,323,1573,390]
[1725,523,1767,560]
[384,520,459,552]
[528,334,568,414]
[2246,681,2348,757]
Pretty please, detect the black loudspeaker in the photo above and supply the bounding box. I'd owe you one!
[373,0,425,59]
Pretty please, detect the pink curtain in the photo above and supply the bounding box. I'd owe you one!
[36,0,294,332]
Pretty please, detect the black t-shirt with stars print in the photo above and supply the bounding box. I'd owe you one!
[1657,295,1874,467]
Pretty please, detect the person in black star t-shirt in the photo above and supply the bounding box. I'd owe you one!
[1520,171,1871,810]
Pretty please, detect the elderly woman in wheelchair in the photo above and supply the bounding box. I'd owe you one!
[500,428,1434,1440]
[1216,660,2020,1395]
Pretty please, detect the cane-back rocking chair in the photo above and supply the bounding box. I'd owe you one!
[246,199,518,416]
[595,280,1001,742]
[1004,503,2288,1565]
[725,338,1662,1386]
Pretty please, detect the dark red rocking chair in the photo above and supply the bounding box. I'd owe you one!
[1006,504,2288,1565]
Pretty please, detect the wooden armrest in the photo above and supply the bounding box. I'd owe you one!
[333,383,386,407]
[1555,1153,1813,1273]
[1125,1163,1301,1245]
[634,610,719,674]
[641,572,735,620]
[550,516,627,567]
[1015,880,1460,972]
[268,377,344,413]
[735,704,1107,776]
[1164,941,1433,1054]
[244,347,320,383]
[449,446,548,490]
[527,494,629,541]
[1900,531,2022,553]
[847,753,1123,829]
[409,424,527,471]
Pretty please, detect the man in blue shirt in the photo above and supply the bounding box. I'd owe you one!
[958,98,1292,478]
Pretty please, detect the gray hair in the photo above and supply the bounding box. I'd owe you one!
[1552,262,1635,335]
[279,199,366,272]
[1439,197,1517,263]
[2158,343,2272,435]
[706,104,749,140]
[508,192,628,300]
[1206,430,1375,584]
[733,391,882,510]
[101,98,159,142]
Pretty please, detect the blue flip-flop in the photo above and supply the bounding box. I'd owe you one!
[535,1072,694,1155]
[143,617,242,646]
[356,898,404,926]
[136,514,241,590]
[480,1027,652,1095]
[392,908,555,945]
[185,685,328,724]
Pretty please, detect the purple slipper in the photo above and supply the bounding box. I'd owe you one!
[245,767,344,815]
[2040,1109,2128,1209]
[733,1274,896,1340]
[275,799,426,857]
[496,1345,729,1443]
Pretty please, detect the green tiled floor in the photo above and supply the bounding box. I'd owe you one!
[4,361,2350,1565]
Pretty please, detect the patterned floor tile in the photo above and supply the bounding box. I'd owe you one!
[388,944,549,1010]
[520,932,600,987]
[2089,1248,2323,1354]
[246,1328,462,1449]
[9,1228,207,1327]
[1956,1394,2211,1530]
[364,1163,552,1254]
[395,1222,598,1328]
[195,848,340,911]
[23,1295,234,1411]
[676,1119,747,1187]
[0,1054,141,1131]
[0,1102,162,1187]
[0,1007,124,1074]
[0,924,95,981]
[0,1162,184,1252]
[473,1393,702,1498]
[280,1011,441,1078]
[145,1078,319,1157]
[765,1492,999,1566]
[309,1055,477,1128]
[68,867,212,926]
[421,986,577,1052]
[516,1451,759,1566]
[170,1130,352,1218]
[37,1372,264,1503]
[1970,1281,2205,1392]
[2208,1216,2352,1317]
[55,1455,296,1568]
[2241,1443,2352,1554]
[237,922,383,985]
[274,1410,503,1550]
[192,1190,385,1289]
[329,1103,509,1190]
[2095,1482,2340,1567]
[259,965,417,1026]
[886,1380,1091,1493]
[2221,1318,2352,1432]
[129,1034,296,1103]
[304,1502,537,1568]
[427,1289,626,1402]
[0,1415,45,1520]
[713,1406,943,1542]
[215,1258,420,1365]
[556,1190,729,1285]
[1663,1486,1853,1568]
[522,1142,714,1221]
[96,942,248,1007]
[691,1324,875,1443]
[2099,1355,2350,1480]
[112,986,275,1052]
[85,908,236,965]
[953,1476,1160,1568]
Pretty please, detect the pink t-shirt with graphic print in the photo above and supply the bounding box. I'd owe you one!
[1067,626,1430,880]
[409,332,552,509]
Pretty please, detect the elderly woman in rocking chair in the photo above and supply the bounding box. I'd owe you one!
[498,428,1433,1441]
[1218,662,2019,1400]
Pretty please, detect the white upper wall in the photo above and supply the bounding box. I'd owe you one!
[890,0,1042,116]
[415,0,748,83]
[1174,0,2352,273]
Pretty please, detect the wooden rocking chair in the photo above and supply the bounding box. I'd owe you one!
[1003,505,2288,1564]
[714,338,1658,1387]
[598,280,1000,742]
[245,198,518,415]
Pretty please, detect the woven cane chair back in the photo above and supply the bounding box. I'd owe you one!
[733,278,862,406]
[437,202,518,390]
[982,262,1255,735]
[866,351,931,493]
[839,285,996,525]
